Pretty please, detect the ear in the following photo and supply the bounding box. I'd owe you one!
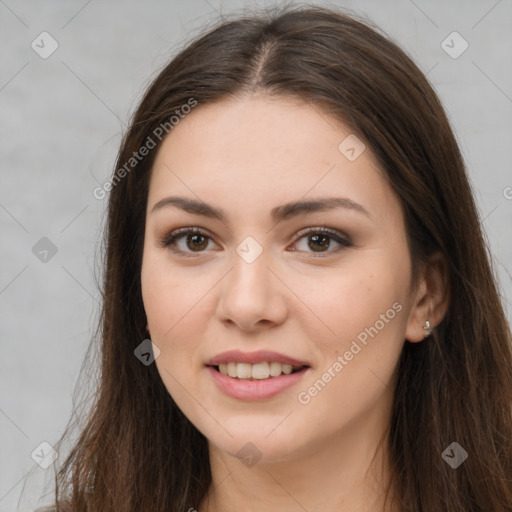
[405,252,450,343]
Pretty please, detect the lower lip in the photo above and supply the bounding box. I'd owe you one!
[207,366,309,400]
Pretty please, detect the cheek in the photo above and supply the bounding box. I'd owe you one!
[292,257,408,350]
[293,271,407,433]
[142,260,206,408]
[141,251,202,371]
[141,248,229,386]
[141,248,198,336]
[292,253,409,404]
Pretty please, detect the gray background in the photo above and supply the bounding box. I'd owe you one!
[1,0,511,510]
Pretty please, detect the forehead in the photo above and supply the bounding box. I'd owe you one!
[147,95,402,226]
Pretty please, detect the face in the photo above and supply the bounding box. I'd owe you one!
[141,94,418,464]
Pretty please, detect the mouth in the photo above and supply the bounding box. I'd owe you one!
[208,361,309,380]
[205,350,311,400]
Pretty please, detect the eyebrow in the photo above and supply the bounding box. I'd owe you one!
[150,196,370,222]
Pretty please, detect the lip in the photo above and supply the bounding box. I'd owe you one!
[207,366,310,400]
[205,349,310,367]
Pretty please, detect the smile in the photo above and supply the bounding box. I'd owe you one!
[205,349,311,400]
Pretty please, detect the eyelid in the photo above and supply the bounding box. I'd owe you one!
[293,226,349,243]
[157,226,217,256]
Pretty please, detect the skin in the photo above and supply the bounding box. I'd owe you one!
[141,94,449,511]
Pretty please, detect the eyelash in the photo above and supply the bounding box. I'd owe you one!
[158,226,351,258]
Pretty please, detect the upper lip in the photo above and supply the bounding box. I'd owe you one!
[205,350,310,367]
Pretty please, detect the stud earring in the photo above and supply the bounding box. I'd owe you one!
[423,320,432,338]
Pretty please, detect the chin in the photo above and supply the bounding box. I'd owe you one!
[202,417,311,466]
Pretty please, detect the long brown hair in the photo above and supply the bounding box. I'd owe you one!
[47,4,512,511]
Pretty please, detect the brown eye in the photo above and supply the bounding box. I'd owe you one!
[307,233,331,252]
[291,227,351,256]
[159,227,216,256]
[186,233,209,251]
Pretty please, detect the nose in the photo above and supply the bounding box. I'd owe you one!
[215,248,288,332]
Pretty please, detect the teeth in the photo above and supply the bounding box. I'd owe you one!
[251,362,269,379]
[217,361,304,379]
[282,364,292,375]
[226,362,237,377]
[269,361,282,377]
[237,363,252,379]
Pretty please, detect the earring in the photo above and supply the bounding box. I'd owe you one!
[423,320,432,338]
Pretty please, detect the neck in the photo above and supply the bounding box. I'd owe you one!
[199,395,398,512]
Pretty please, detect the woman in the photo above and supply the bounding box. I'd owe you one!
[41,4,512,511]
